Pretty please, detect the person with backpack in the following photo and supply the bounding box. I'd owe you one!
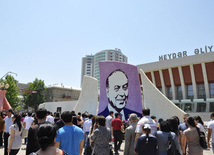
[182,117,203,155]
[135,124,157,155]
[155,121,182,155]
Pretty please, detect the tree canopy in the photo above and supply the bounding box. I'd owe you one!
[23,78,46,110]
[4,75,20,109]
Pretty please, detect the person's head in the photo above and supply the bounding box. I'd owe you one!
[160,121,170,132]
[158,118,163,123]
[151,115,157,122]
[109,111,114,117]
[47,111,51,115]
[193,116,204,125]
[171,116,180,126]
[183,113,189,125]
[167,118,179,135]
[142,124,151,144]
[115,113,120,118]
[61,111,72,123]
[210,112,214,120]
[88,114,94,119]
[72,116,78,125]
[37,124,57,151]
[142,108,150,116]
[28,112,32,117]
[95,116,106,126]
[36,108,48,120]
[12,114,22,131]
[186,117,196,127]
[106,70,129,111]
[7,108,13,117]
[129,113,138,123]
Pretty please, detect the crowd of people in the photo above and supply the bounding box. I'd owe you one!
[0,108,214,155]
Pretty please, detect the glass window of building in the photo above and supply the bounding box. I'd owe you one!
[210,83,214,98]
[184,103,192,112]
[197,103,206,112]
[167,87,172,100]
[186,85,194,99]
[176,86,183,100]
[197,84,206,99]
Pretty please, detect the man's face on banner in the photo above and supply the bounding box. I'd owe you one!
[106,71,128,110]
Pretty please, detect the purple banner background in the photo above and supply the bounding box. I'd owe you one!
[98,61,143,114]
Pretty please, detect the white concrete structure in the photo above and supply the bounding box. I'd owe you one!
[74,75,99,115]
[38,100,78,114]
[139,69,185,121]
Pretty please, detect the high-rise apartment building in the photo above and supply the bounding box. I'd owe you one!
[81,49,128,87]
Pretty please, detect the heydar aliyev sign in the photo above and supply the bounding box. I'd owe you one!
[159,45,213,61]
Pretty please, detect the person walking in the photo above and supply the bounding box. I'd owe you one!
[26,108,49,155]
[135,124,157,155]
[124,113,138,155]
[111,113,124,155]
[135,108,157,144]
[156,121,182,155]
[4,109,13,155]
[106,111,114,130]
[7,114,23,155]
[182,117,203,155]
[90,116,112,155]
[0,111,5,147]
[55,111,84,155]
[30,124,68,155]
[207,112,214,153]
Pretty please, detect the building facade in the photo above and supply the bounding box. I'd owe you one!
[137,52,214,113]
[81,48,128,87]
[45,85,81,102]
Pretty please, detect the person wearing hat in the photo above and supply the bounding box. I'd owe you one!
[4,108,13,155]
[134,124,157,155]
[124,113,138,155]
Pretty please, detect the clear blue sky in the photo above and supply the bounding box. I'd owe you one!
[1,0,213,88]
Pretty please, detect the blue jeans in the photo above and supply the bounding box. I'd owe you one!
[84,132,89,148]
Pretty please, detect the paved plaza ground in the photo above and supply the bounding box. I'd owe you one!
[0,140,214,155]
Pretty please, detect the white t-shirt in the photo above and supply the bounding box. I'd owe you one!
[106,115,113,129]
[23,116,34,130]
[83,119,92,133]
[198,122,205,133]
[135,116,157,135]
[46,115,55,124]
[8,124,22,149]
[208,120,214,142]
[4,115,13,133]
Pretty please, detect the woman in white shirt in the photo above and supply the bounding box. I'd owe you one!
[8,114,23,155]
[194,116,205,133]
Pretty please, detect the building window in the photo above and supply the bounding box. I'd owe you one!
[166,87,173,100]
[210,83,214,98]
[184,103,192,112]
[176,86,183,100]
[210,102,214,112]
[186,85,194,99]
[197,103,206,112]
[197,84,206,99]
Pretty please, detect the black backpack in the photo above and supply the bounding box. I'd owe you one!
[166,132,181,155]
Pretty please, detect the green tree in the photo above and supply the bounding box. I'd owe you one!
[4,75,20,109]
[23,78,46,111]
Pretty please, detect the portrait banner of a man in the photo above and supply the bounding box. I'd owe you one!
[98,61,142,120]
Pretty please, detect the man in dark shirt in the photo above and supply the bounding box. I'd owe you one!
[26,108,49,155]
[111,113,124,155]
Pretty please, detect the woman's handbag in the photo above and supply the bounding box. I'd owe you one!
[21,128,28,139]
[196,127,207,149]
